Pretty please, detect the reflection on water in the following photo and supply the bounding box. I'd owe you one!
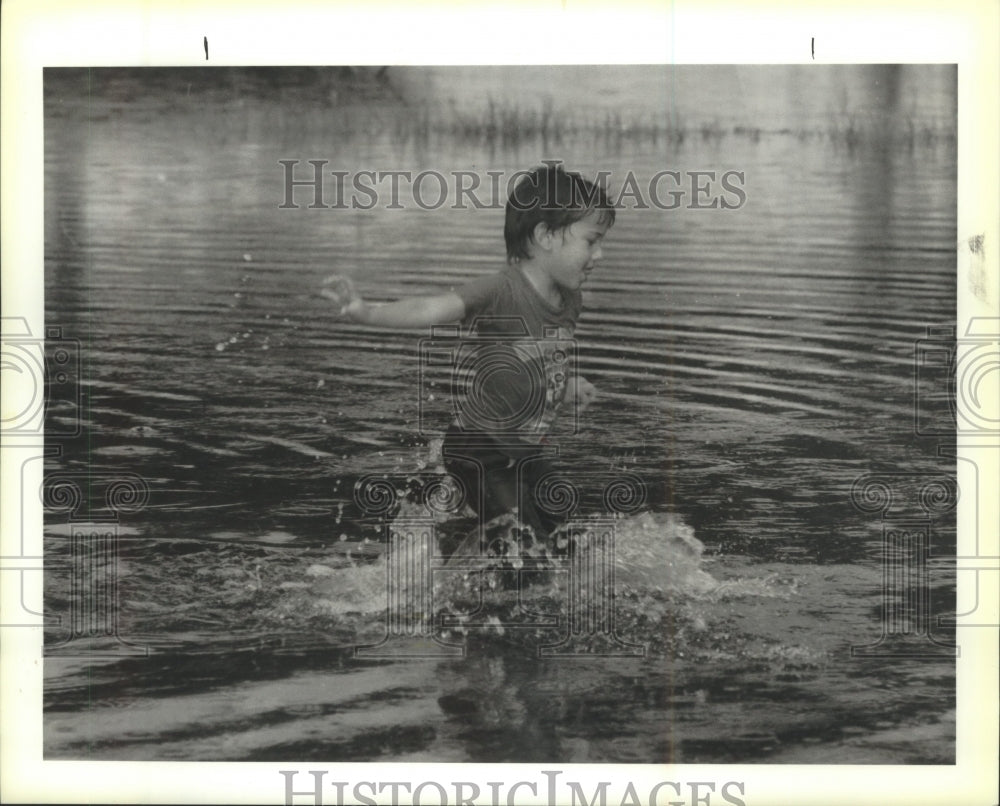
[43,66,956,762]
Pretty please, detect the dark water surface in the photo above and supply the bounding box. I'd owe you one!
[43,67,956,763]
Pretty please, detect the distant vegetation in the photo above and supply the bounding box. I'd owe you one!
[44,67,956,153]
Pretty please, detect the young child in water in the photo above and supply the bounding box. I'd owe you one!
[322,162,615,557]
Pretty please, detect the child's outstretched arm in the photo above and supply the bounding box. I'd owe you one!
[321,275,465,328]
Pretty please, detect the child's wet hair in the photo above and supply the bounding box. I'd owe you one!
[504,162,616,264]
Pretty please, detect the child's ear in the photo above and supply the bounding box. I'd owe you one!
[531,222,554,252]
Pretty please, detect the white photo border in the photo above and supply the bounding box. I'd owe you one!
[2,1,997,804]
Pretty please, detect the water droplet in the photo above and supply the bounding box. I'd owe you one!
[215,343,226,352]
[243,253,252,262]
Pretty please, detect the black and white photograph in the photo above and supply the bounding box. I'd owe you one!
[2,2,997,805]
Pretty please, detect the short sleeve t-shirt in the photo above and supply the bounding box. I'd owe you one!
[450,266,582,441]
[456,265,582,338]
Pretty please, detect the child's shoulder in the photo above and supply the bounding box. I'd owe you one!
[459,266,581,334]
[455,265,518,312]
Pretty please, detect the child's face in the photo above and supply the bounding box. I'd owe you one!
[547,210,610,291]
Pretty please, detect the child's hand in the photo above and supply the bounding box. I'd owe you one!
[567,375,597,413]
[320,275,366,320]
